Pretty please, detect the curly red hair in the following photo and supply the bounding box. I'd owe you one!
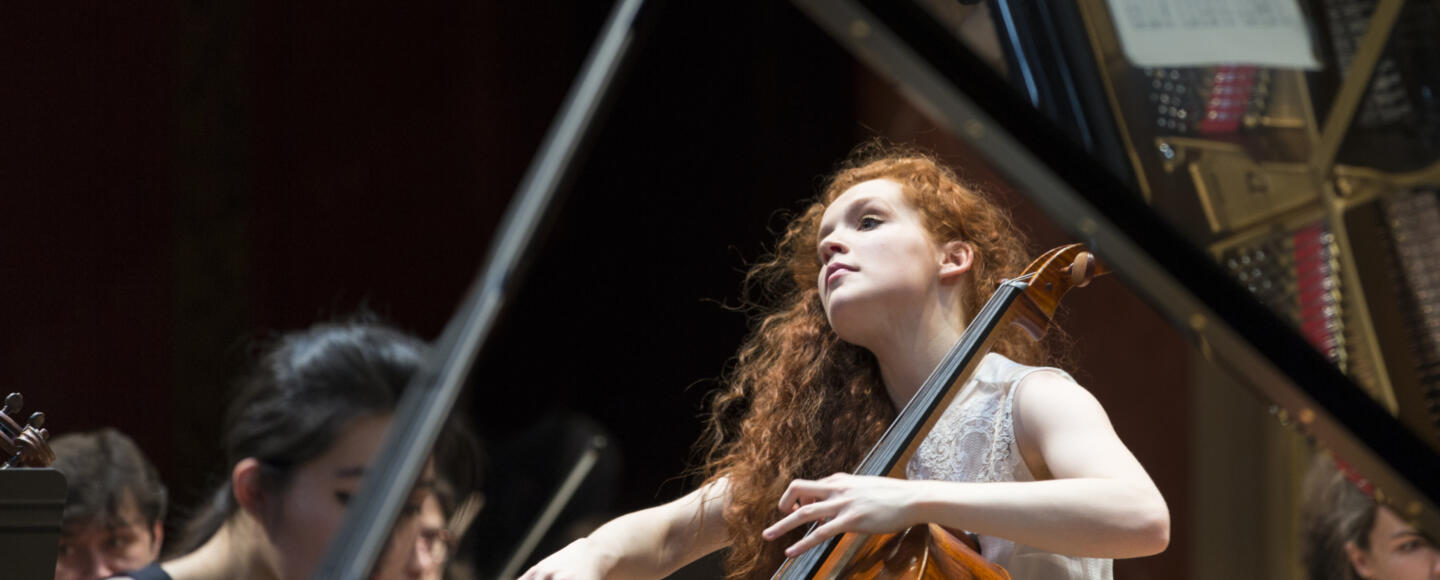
[694,145,1047,579]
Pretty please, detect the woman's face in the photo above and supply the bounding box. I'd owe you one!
[54,492,162,580]
[1348,506,1440,579]
[407,494,449,580]
[816,179,946,341]
[264,414,429,580]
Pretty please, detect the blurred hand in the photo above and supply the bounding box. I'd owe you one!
[518,538,613,580]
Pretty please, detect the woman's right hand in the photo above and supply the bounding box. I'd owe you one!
[519,537,615,580]
[520,478,732,580]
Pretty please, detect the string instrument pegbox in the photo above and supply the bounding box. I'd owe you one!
[0,393,55,468]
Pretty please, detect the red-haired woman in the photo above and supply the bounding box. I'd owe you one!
[522,147,1170,580]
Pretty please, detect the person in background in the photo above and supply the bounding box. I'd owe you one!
[408,414,484,580]
[117,320,437,580]
[1302,454,1439,580]
[51,428,168,580]
[411,494,450,580]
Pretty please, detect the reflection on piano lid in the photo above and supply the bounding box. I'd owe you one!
[1374,189,1440,444]
[1316,0,1440,172]
[1140,66,1272,136]
[983,0,1440,453]
[1218,220,1352,371]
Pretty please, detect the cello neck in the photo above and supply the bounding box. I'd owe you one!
[853,278,1030,479]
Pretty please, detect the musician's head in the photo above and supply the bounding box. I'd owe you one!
[404,413,482,580]
[409,494,449,580]
[771,144,1033,357]
[180,320,432,580]
[1347,506,1440,579]
[52,428,167,580]
[1302,456,1440,580]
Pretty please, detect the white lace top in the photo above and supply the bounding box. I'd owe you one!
[905,353,1113,580]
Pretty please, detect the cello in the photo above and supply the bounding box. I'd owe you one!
[770,243,1103,580]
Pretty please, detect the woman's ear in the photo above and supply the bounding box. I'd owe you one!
[232,458,267,517]
[938,240,975,281]
[147,520,164,560]
[1345,540,1376,578]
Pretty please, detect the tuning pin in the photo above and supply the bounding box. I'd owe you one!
[1,393,21,416]
[27,412,44,430]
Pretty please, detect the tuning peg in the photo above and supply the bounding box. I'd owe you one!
[13,423,56,467]
[26,412,44,430]
[1063,252,1098,287]
[1,393,21,416]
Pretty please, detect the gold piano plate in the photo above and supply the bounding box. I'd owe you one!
[1184,150,1317,233]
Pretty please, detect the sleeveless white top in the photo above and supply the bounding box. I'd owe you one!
[905,353,1114,580]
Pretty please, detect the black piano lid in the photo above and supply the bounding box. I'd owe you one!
[786,0,1440,535]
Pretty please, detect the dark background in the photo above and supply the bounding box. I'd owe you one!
[2,1,1191,578]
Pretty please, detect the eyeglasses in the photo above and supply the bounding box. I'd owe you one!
[418,525,453,564]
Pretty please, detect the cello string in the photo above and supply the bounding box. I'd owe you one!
[856,277,1029,477]
[775,275,1035,580]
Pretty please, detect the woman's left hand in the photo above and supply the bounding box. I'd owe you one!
[761,473,924,557]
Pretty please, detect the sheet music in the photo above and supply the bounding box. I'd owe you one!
[1106,0,1320,69]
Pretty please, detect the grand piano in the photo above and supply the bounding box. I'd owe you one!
[302,1,1439,577]
[22,0,1440,578]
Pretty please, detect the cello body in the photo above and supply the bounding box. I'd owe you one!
[800,524,1011,580]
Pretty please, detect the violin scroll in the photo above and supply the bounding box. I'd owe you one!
[0,393,55,468]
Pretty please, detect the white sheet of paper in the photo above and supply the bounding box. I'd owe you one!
[1105,0,1321,69]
